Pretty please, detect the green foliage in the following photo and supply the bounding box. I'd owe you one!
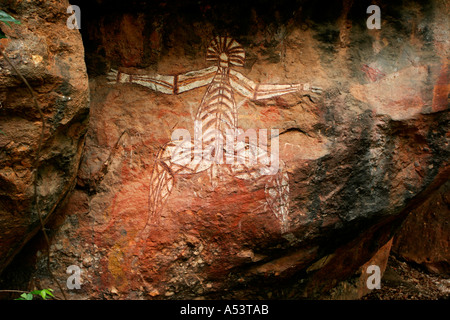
[17,293,33,300]
[0,10,21,39]
[15,288,55,300]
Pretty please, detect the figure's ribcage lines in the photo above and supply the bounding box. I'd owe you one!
[200,96,235,120]
[202,86,234,103]
[201,105,235,127]
[201,109,235,128]
[198,85,235,122]
[198,79,237,151]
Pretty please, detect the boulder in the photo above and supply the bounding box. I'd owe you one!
[1,0,448,299]
[393,180,449,275]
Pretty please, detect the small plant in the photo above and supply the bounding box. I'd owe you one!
[15,288,55,300]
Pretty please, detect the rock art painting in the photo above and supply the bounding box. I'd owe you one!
[107,36,321,233]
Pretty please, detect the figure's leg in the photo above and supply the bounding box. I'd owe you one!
[148,146,174,222]
[148,139,211,223]
[228,143,290,233]
[264,166,290,233]
[134,139,210,255]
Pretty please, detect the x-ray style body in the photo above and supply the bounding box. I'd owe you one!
[108,36,320,232]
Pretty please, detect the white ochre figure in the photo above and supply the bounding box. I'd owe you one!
[107,36,321,233]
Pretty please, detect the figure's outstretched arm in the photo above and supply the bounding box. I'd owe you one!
[229,69,322,100]
[107,66,218,94]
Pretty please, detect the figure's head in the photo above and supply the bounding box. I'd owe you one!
[206,36,245,68]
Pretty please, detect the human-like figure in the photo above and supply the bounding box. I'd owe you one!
[107,36,321,233]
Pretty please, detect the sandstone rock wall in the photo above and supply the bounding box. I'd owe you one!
[0,0,89,274]
[0,0,448,299]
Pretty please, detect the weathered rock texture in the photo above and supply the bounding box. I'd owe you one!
[0,0,89,275]
[324,237,394,299]
[1,0,448,299]
[393,180,449,275]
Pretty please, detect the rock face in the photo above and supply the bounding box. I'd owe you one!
[323,238,394,299]
[1,0,448,299]
[0,1,89,274]
[393,180,449,275]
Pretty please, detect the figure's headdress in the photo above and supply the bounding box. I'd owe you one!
[206,36,245,67]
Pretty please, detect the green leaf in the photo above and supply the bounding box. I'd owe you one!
[0,10,21,26]
[30,288,55,300]
[15,288,55,300]
[15,293,27,300]
[16,292,34,300]
[44,288,55,298]
[40,289,53,299]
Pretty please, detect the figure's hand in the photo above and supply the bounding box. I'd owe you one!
[311,86,322,94]
[106,69,131,84]
[106,69,119,85]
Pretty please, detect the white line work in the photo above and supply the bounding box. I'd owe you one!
[107,35,321,233]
